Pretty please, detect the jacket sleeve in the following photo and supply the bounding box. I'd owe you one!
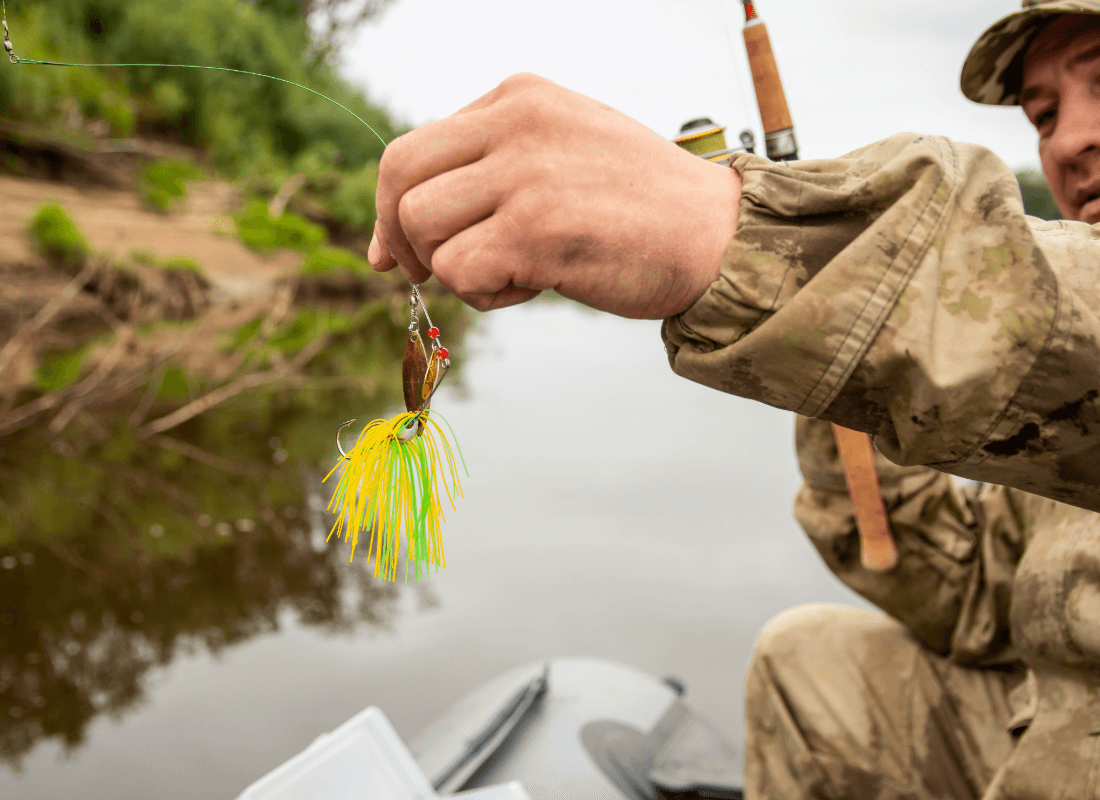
[793,414,1029,666]
[662,133,1100,514]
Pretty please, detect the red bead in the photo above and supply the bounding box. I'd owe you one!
[438,347,449,359]
[427,327,440,339]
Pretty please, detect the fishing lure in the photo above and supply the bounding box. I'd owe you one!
[324,285,464,583]
[3,2,466,581]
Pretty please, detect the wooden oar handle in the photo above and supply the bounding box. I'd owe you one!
[831,424,898,571]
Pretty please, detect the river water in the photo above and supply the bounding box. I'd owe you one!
[1,299,872,799]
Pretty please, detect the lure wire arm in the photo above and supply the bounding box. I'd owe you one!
[333,351,451,460]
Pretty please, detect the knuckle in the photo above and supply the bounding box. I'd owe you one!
[499,72,544,91]
[397,189,427,232]
[496,74,550,121]
[433,241,486,299]
[377,134,409,190]
[507,189,549,226]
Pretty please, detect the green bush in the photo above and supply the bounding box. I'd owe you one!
[159,255,204,276]
[129,249,204,279]
[69,68,136,138]
[235,197,326,253]
[36,346,89,392]
[300,245,370,277]
[270,308,355,354]
[28,201,91,268]
[328,160,378,230]
[140,158,205,213]
[0,0,400,179]
[157,365,192,401]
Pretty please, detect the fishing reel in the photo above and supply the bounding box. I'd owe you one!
[673,118,756,166]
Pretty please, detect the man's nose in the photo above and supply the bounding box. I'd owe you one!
[1045,82,1100,167]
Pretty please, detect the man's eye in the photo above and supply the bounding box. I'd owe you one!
[1035,108,1057,128]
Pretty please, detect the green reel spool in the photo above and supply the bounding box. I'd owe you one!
[673,118,755,165]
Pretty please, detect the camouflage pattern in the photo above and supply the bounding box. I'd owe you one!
[960,0,1100,105]
[742,415,1100,798]
[660,132,1100,797]
[744,603,1022,799]
[663,133,1100,515]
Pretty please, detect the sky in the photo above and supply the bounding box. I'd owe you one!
[338,0,1044,173]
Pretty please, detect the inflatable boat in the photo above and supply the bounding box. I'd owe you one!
[234,657,745,800]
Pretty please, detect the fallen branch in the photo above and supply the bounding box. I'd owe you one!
[268,173,307,219]
[0,324,193,439]
[0,259,101,381]
[138,333,331,439]
[146,434,266,480]
[48,325,136,436]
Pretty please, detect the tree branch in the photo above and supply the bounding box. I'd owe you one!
[137,333,331,439]
[146,434,266,480]
[0,259,101,381]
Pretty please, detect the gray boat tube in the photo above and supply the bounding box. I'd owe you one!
[409,658,744,799]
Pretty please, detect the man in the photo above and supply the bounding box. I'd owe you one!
[368,1,1100,797]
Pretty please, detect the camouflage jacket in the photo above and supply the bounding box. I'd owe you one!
[663,133,1100,783]
[663,132,1100,513]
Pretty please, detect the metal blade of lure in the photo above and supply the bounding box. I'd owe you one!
[402,330,429,437]
[323,288,465,582]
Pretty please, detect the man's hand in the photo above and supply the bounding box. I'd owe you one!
[368,73,742,319]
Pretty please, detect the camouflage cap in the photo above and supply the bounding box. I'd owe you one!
[961,0,1100,105]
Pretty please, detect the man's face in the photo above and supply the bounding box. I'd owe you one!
[1021,14,1100,223]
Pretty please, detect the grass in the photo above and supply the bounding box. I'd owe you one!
[300,245,370,277]
[35,346,90,392]
[131,249,206,279]
[28,201,90,270]
[235,198,326,253]
[140,159,205,214]
[159,255,205,277]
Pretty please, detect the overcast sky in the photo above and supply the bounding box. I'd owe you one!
[338,0,1042,173]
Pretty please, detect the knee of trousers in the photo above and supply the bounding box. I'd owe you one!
[745,602,914,704]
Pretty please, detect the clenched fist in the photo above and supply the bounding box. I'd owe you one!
[368,73,742,319]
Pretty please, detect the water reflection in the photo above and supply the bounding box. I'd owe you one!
[0,272,468,771]
[0,514,403,770]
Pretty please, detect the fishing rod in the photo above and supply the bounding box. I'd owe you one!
[676,0,898,571]
[740,0,896,571]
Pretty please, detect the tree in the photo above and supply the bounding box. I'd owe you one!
[1016,168,1063,221]
[251,0,397,54]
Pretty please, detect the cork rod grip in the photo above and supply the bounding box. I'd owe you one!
[742,22,794,134]
[831,424,898,571]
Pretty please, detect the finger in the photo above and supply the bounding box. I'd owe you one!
[368,219,395,272]
[430,213,545,309]
[376,111,494,274]
[398,158,505,272]
[463,284,542,312]
[369,220,433,284]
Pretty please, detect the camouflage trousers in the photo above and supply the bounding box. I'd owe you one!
[743,604,1026,800]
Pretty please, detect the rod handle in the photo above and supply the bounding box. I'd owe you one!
[831,424,898,571]
[742,21,794,135]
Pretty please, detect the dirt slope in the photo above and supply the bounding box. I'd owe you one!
[0,174,301,301]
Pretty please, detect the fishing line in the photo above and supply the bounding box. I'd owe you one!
[3,0,466,583]
[1,0,389,149]
[715,0,758,135]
